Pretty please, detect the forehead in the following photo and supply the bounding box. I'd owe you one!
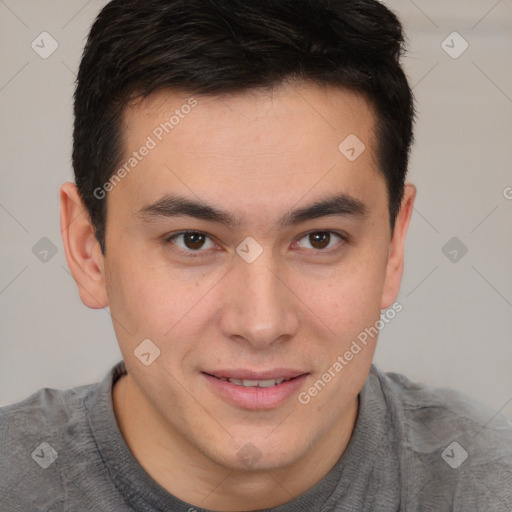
[123,82,377,152]
[123,81,374,135]
[112,82,384,220]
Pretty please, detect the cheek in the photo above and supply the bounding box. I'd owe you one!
[297,249,388,335]
[103,250,179,342]
[103,248,222,356]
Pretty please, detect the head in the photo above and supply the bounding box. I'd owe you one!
[61,0,415,475]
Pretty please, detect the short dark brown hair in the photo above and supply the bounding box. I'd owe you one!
[73,0,415,253]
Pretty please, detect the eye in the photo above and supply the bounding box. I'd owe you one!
[166,231,216,256]
[295,231,345,251]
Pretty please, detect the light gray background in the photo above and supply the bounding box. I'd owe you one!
[1,0,511,422]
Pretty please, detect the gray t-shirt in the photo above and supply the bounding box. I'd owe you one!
[1,361,511,511]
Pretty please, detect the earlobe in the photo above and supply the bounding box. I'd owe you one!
[60,182,108,309]
[381,183,416,309]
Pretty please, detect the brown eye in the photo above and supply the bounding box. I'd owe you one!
[295,231,344,252]
[183,232,206,250]
[167,231,215,256]
[309,232,331,249]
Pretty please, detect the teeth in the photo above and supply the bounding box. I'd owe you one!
[226,377,288,388]
[241,379,259,387]
[258,378,285,388]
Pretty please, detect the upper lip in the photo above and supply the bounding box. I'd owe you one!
[204,369,308,380]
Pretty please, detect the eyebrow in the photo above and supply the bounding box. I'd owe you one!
[135,193,367,228]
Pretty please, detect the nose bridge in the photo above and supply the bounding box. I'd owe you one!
[220,248,298,348]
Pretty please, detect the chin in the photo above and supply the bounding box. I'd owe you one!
[204,429,308,472]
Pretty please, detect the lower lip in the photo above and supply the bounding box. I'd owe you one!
[203,373,308,410]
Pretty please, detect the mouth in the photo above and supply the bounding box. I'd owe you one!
[202,370,308,410]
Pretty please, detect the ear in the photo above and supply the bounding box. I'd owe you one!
[381,183,416,309]
[60,182,108,309]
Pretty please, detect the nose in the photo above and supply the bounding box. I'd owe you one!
[219,250,299,350]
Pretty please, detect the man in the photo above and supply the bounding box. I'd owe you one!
[1,0,511,510]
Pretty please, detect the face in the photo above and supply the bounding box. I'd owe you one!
[74,82,412,472]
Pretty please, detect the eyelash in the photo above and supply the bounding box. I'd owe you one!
[164,230,348,259]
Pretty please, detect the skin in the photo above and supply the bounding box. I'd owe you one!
[60,81,415,511]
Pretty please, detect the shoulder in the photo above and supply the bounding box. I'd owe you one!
[370,366,512,510]
[0,381,98,511]
[374,366,512,449]
[0,381,93,441]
